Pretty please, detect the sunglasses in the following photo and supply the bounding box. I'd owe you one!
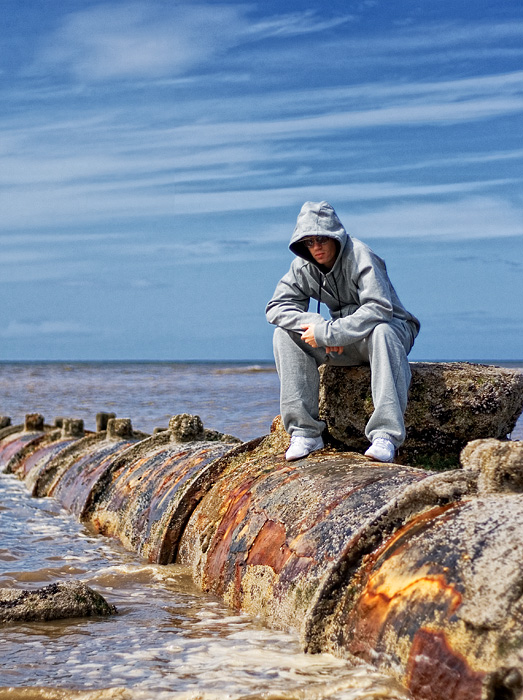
[302,236,331,248]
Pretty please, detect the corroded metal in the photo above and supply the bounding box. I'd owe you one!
[314,495,523,699]
[0,414,51,472]
[2,405,523,700]
[47,419,145,513]
[87,433,254,562]
[27,418,147,500]
[5,419,86,480]
[177,428,472,643]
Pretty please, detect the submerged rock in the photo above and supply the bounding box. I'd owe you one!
[320,361,523,466]
[0,581,116,623]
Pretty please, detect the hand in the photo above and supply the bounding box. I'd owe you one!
[300,324,318,348]
[326,346,344,355]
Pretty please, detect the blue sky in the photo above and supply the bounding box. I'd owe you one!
[1,0,522,361]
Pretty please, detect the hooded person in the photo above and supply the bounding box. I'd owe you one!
[265,201,420,462]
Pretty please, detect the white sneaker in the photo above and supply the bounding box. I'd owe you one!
[285,435,324,462]
[365,437,395,463]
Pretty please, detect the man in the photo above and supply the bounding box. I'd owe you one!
[266,201,420,463]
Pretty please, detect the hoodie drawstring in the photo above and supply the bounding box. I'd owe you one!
[333,275,344,318]
[317,274,343,318]
[317,277,323,314]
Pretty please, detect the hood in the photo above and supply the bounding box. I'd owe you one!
[289,201,348,267]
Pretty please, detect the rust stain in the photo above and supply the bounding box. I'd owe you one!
[407,628,485,700]
[363,563,462,617]
[344,506,464,663]
[19,439,75,479]
[246,520,292,574]
[50,441,134,513]
[368,503,460,567]
[347,565,462,661]
[0,433,44,470]
[203,484,255,593]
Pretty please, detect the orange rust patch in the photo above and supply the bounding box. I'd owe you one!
[407,628,485,700]
[203,486,254,592]
[348,569,462,660]
[246,520,292,574]
[362,563,462,617]
[370,503,459,565]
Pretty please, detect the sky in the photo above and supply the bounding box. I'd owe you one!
[1,0,522,362]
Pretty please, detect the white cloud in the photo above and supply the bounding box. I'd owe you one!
[0,175,517,229]
[2,321,92,338]
[242,11,353,38]
[341,196,523,240]
[35,3,352,82]
[36,3,247,80]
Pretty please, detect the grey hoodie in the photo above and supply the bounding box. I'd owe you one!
[265,201,420,348]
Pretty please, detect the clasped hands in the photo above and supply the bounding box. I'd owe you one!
[300,324,343,355]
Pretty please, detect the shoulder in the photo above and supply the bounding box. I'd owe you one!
[345,237,385,267]
[288,257,318,279]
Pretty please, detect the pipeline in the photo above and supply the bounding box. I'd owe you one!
[1,411,523,700]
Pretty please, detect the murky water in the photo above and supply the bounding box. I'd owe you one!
[1,361,521,699]
[0,473,409,700]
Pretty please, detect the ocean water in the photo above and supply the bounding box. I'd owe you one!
[1,361,522,700]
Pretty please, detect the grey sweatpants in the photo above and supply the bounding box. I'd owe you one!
[273,319,416,447]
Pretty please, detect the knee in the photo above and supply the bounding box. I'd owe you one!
[273,326,289,349]
[368,322,404,355]
[370,322,395,343]
[273,326,298,357]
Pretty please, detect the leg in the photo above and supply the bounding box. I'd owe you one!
[365,321,413,448]
[273,326,327,437]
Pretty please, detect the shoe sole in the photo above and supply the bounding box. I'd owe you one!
[285,446,324,462]
[365,452,394,463]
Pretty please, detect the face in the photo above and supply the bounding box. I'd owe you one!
[303,236,338,269]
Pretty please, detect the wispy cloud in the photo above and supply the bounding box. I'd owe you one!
[34,3,352,82]
[1,1,522,361]
[0,173,517,228]
[341,196,523,240]
[1,68,522,216]
[1,321,92,338]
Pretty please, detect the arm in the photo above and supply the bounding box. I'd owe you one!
[300,324,343,354]
[265,262,324,333]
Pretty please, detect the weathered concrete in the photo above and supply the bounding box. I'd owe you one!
[461,438,523,495]
[320,362,523,466]
[168,413,241,444]
[0,581,116,623]
[0,415,11,430]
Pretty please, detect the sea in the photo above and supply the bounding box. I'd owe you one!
[1,361,522,700]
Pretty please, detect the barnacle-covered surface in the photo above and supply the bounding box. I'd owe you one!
[28,433,109,497]
[0,415,52,472]
[316,495,523,699]
[177,430,437,638]
[320,362,523,467]
[12,433,79,480]
[87,435,253,562]
[5,419,87,480]
[3,403,523,700]
[48,437,141,514]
